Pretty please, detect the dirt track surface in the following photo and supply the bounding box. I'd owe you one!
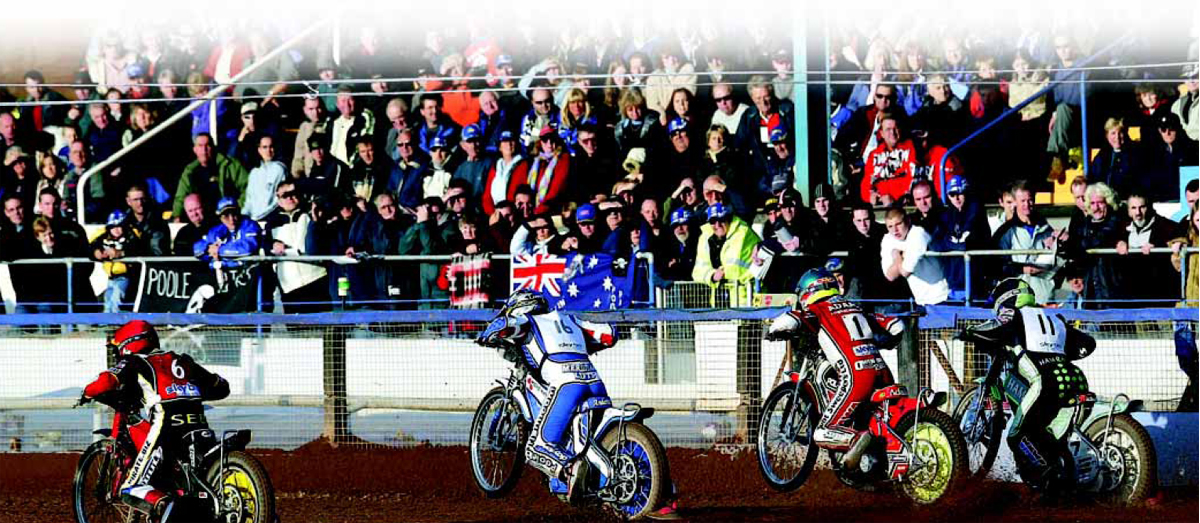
[2,441,1194,522]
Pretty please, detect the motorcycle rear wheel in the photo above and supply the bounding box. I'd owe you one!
[600,422,669,520]
[206,450,276,523]
[897,409,967,504]
[1084,413,1157,504]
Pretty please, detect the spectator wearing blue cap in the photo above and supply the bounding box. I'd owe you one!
[656,207,699,282]
[824,257,861,300]
[482,131,528,215]
[693,202,761,284]
[564,203,607,254]
[761,126,795,198]
[91,210,142,312]
[663,117,702,199]
[452,124,494,201]
[194,197,262,270]
[423,136,457,200]
[932,175,991,301]
[416,93,461,155]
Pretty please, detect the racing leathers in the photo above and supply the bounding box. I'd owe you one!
[478,309,616,481]
[767,297,903,461]
[962,307,1096,488]
[83,350,230,516]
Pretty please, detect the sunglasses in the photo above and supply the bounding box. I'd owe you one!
[533,99,552,106]
[277,191,298,199]
[714,95,733,103]
[397,141,413,147]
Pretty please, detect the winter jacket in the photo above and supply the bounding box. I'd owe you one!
[692,216,761,284]
[194,216,262,268]
[174,154,249,218]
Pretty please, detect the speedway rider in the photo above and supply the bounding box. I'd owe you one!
[80,320,231,522]
[476,289,617,501]
[960,277,1096,491]
[766,268,904,470]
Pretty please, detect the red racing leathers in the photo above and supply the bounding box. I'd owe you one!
[84,350,229,516]
[768,297,903,452]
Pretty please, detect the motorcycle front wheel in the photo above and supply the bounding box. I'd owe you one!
[896,409,968,504]
[951,385,1005,478]
[1084,413,1157,504]
[72,438,135,523]
[600,422,669,520]
[469,387,529,498]
[206,450,276,523]
[756,384,819,492]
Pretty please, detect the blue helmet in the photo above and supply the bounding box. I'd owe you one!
[106,210,127,227]
[797,268,841,310]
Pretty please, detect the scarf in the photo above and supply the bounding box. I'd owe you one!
[527,152,560,204]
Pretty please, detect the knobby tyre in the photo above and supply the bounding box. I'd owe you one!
[756,384,819,492]
[897,408,968,504]
[73,438,134,523]
[951,385,1004,478]
[1084,413,1158,504]
[600,422,669,520]
[206,450,276,523]
[469,387,528,498]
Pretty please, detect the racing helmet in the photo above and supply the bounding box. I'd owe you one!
[990,277,1036,320]
[502,289,549,317]
[797,268,841,311]
[110,320,160,356]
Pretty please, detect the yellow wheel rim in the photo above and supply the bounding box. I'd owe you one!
[222,467,259,520]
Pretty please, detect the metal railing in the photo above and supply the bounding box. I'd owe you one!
[936,34,1135,201]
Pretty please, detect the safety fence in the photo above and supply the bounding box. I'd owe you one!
[1,246,1194,316]
[0,306,1192,453]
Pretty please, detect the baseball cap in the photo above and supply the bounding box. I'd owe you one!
[705,203,730,222]
[824,257,845,274]
[947,175,968,195]
[217,197,239,215]
[124,63,145,79]
[1157,112,1182,131]
[498,130,515,142]
[769,127,788,144]
[669,208,692,226]
[667,117,688,135]
[241,101,259,115]
[306,134,326,150]
[106,210,126,227]
[575,204,597,223]
[429,136,448,150]
[496,54,514,67]
[461,124,482,141]
[779,188,802,207]
[763,198,780,212]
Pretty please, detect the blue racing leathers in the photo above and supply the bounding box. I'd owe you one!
[480,309,616,479]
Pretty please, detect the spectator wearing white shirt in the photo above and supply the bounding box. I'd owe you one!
[881,208,949,306]
[242,135,287,221]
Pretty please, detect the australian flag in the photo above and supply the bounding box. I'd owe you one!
[510,253,640,310]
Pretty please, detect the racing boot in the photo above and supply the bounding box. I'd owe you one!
[152,497,175,523]
[565,459,589,505]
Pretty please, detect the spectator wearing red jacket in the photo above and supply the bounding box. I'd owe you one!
[862,113,919,206]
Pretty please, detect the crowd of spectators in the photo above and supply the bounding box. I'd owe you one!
[0,13,1196,312]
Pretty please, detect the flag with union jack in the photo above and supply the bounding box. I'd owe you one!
[510,253,566,296]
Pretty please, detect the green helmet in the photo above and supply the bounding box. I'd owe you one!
[797,268,841,311]
[990,277,1037,319]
